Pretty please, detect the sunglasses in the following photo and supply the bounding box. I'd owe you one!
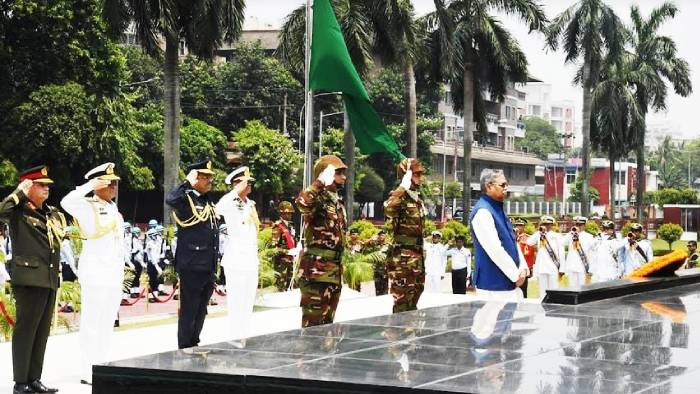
[490,182,508,188]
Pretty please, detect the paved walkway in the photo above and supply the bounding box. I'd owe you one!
[0,276,497,393]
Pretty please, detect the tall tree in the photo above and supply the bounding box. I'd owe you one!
[627,2,691,219]
[369,0,420,158]
[101,0,246,222]
[547,0,626,216]
[429,0,547,223]
[591,54,642,218]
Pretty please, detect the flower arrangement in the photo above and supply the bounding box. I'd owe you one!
[627,249,688,278]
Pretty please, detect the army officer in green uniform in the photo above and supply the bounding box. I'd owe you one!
[1,166,64,394]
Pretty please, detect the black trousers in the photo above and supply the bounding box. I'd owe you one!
[147,261,165,292]
[451,267,468,295]
[12,285,56,383]
[177,271,215,349]
[374,268,388,296]
[60,262,77,282]
[130,262,143,291]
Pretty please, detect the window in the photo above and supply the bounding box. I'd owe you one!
[179,40,186,56]
[615,170,626,185]
[566,168,576,184]
[552,107,562,118]
[505,106,512,119]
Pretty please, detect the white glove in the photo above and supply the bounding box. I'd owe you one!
[90,178,111,191]
[186,169,199,186]
[400,169,413,190]
[318,164,337,186]
[233,180,248,196]
[126,262,135,271]
[156,266,163,275]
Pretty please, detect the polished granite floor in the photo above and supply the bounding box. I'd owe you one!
[95,283,700,393]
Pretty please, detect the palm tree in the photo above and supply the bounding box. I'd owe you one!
[278,1,379,225]
[369,0,420,158]
[591,54,642,218]
[547,0,626,217]
[627,2,691,219]
[428,0,547,223]
[101,0,246,221]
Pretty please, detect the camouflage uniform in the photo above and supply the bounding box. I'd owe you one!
[296,156,348,327]
[363,236,390,296]
[272,202,297,291]
[385,159,426,313]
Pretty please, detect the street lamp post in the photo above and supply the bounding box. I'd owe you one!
[443,114,460,221]
[319,111,344,157]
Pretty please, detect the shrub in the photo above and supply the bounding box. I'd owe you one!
[657,223,684,249]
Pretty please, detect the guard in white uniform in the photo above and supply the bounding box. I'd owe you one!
[561,216,595,287]
[591,221,625,282]
[215,166,260,342]
[423,231,448,293]
[526,216,564,297]
[128,227,145,297]
[619,222,654,276]
[60,163,124,384]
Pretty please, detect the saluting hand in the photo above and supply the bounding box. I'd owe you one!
[186,169,199,186]
[318,164,337,186]
[17,179,33,195]
[233,180,248,196]
[90,178,111,191]
[399,169,413,190]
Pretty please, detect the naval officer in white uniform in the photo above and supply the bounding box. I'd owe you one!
[60,163,125,385]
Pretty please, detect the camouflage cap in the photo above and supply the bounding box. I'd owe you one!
[279,201,294,213]
[397,158,424,179]
[313,155,347,178]
[601,220,615,229]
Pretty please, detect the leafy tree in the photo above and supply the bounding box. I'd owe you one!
[367,68,438,119]
[121,46,163,107]
[9,83,96,183]
[657,223,683,249]
[652,188,698,207]
[516,117,563,159]
[0,0,125,105]
[0,160,17,188]
[444,181,462,200]
[627,2,692,220]
[569,171,600,204]
[428,0,547,223]
[102,0,246,222]
[180,118,229,192]
[233,120,302,209]
[356,166,385,207]
[547,0,627,216]
[651,136,686,189]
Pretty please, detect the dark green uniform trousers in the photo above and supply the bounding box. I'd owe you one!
[12,285,56,383]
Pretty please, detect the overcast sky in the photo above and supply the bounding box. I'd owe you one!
[246,0,700,138]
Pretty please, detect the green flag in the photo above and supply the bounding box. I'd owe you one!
[310,0,405,161]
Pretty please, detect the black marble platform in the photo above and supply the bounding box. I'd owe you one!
[93,283,700,393]
[543,268,700,305]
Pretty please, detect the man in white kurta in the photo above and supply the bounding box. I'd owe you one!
[60,163,124,384]
[423,231,448,293]
[215,166,259,342]
[561,216,595,287]
[526,216,564,297]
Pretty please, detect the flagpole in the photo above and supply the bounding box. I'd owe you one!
[303,0,314,189]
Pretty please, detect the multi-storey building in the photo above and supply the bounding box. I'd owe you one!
[522,82,577,148]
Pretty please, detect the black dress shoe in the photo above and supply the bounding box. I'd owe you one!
[29,379,58,393]
[12,383,35,394]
